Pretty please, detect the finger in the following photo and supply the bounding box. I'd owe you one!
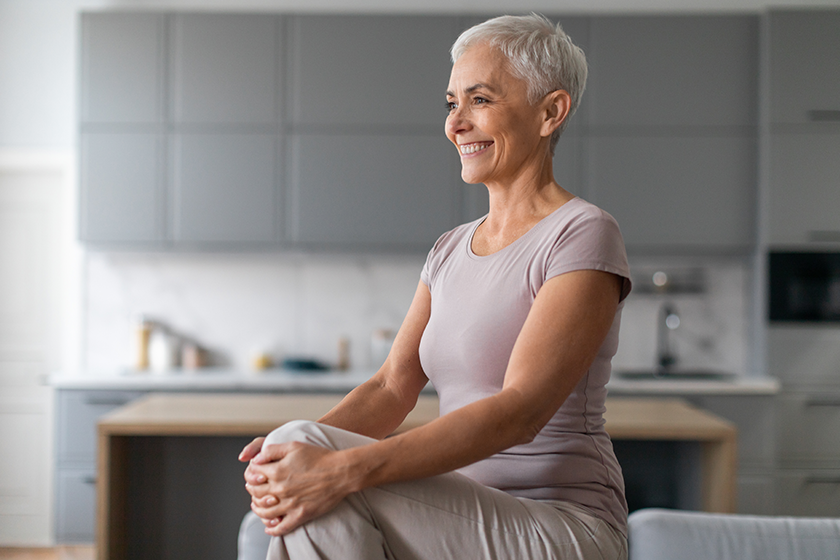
[252,442,294,464]
[268,510,306,537]
[238,437,266,462]
[243,463,268,485]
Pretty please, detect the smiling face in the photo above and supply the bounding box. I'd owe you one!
[445,43,552,187]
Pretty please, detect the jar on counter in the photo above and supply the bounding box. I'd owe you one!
[132,314,152,371]
[148,326,178,373]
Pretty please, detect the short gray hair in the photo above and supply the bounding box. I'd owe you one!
[451,13,588,152]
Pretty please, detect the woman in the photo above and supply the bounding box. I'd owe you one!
[239,13,632,560]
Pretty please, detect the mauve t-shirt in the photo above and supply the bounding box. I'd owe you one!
[418,197,632,536]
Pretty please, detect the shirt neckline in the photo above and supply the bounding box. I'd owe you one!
[466,197,581,260]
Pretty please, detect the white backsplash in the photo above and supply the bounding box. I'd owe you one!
[83,251,425,372]
[82,251,752,377]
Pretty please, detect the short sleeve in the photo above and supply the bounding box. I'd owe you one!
[544,206,632,302]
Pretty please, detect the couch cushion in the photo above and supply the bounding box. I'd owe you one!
[628,508,840,560]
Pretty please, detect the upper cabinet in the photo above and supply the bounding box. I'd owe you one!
[288,15,457,128]
[79,13,165,125]
[583,16,759,253]
[169,14,281,126]
[768,10,840,126]
[78,12,764,254]
[587,16,758,128]
[765,9,840,247]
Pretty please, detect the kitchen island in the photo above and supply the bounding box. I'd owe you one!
[95,393,736,560]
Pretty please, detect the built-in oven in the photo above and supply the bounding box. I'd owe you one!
[769,252,840,322]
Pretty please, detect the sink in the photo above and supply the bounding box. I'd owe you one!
[616,369,736,381]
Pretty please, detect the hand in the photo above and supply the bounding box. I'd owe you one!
[244,441,358,536]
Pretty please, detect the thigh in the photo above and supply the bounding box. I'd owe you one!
[363,473,626,560]
[263,421,626,560]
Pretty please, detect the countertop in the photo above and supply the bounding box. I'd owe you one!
[50,368,780,395]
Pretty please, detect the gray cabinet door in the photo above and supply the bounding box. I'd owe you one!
[768,10,840,125]
[587,135,756,252]
[79,133,165,244]
[768,132,840,245]
[288,15,458,127]
[289,134,460,248]
[587,16,758,128]
[171,133,278,243]
[55,469,97,543]
[79,13,165,124]
[170,13,280,125]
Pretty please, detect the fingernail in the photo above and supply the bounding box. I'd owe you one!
[256,474,266,483]
[266,496,277,505]
[269,518,279,526]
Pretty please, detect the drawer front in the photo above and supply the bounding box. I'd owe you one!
[57,390,144,466]
[776,392,840,466]
[55,469,97,543]
[775,470,840,517]
[767,327,840,388]
[690,395,776,468]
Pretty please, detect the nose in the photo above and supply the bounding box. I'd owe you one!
[445,105,470,138]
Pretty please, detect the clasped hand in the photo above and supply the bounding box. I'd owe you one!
[239,436,355,536]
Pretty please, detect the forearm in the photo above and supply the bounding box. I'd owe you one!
[317,370,422,440]
[340,388,537,492]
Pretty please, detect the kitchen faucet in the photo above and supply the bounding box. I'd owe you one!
[656,302,680,375]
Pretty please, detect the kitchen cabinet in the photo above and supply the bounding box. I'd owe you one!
[55,390,144,543]
[171,133,278,244]
[288,15,457,128]
[79,132,166,244]
[79,13,165,125]
[586,16,758,128]
[286,15,467,246]
[767,133,840,245]
[587,135,756,252]
[288,133,460,249]
[169,14,281,126]
[583,15,759,253]
[767,10,840,126]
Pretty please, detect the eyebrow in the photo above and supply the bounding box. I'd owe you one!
[445,83,498,98]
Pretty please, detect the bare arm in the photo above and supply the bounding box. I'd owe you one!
[246,269,621,535]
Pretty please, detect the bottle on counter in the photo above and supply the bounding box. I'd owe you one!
[133,315,152,371]
[148,325,178,373]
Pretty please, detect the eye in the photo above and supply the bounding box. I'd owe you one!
[445,101,457,113]
[474,96,489,105]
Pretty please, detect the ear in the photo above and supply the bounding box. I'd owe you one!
[540,90,571,139]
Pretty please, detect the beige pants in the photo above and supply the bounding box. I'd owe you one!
[263,420,627,560]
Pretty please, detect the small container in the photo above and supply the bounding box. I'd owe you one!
[133,315,152,371]
[337,337,350,371]
[148,327,178,373]
[181,341,205,371]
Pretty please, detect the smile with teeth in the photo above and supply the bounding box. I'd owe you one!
[460,142,493,155]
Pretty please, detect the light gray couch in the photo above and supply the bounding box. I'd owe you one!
[238,508,840,559]
[627,508,840,560]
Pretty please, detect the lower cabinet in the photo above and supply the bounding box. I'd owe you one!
[55,469,98,543]
[774,389,840,516]
[54,390,145,543]
[684,394,776,515]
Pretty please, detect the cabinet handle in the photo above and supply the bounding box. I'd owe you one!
[84,397,132,406]
[804,476,840,486]
[83,476,97,485]
[805,398,840,408]
[808,110,840,122]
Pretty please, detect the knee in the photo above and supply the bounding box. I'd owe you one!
[264,419,321,447]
